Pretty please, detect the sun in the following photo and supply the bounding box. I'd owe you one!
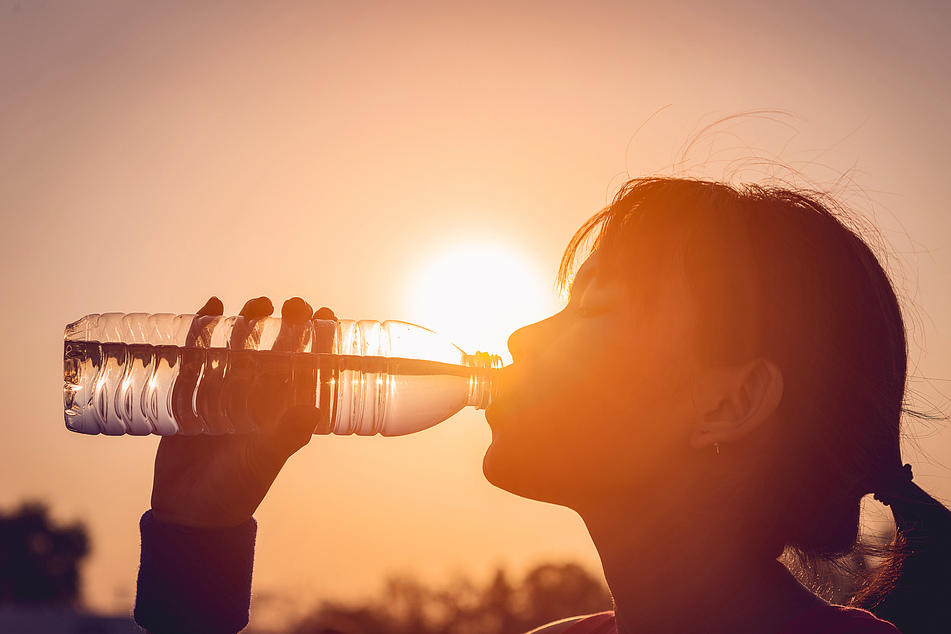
[407,243,562,364]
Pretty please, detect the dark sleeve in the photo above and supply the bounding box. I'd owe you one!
[134,510,257,634]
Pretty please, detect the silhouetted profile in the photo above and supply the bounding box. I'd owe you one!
[132,177,951,633]
[0,501,89,607]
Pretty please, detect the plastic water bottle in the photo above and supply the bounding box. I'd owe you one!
[63,313,501,437]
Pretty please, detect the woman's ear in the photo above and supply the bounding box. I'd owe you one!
[688,358,784,450]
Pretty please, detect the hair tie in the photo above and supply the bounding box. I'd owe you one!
[872,463,914,507]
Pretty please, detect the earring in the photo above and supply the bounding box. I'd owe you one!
[714,442,720,455]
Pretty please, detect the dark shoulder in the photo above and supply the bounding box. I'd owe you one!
[526,612,615,634]
[525,616,587,634]
[779,605,901,633]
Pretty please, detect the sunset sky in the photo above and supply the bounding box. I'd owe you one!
[2,1,950,628]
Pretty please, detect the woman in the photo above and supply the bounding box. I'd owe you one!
[134,178,951,633]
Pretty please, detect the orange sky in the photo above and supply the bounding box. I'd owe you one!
[2,1,950,628]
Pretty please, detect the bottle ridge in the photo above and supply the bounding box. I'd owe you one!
[63,313,501,437]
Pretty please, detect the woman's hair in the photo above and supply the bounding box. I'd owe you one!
[559,177,951,633]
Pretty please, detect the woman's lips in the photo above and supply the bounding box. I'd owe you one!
[489,364,517,406]
[485,394,506,430]
[486,365,519,429]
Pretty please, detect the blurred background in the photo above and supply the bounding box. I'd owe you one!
[1,0,950,631]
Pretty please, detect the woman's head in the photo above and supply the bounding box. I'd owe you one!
[582,178,908,556]
[488,177,908,560]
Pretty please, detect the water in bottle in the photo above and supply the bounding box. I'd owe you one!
[63,313,501,437]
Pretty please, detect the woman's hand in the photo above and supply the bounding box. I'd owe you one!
[150,296,330,528]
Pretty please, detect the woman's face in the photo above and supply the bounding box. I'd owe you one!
[483,252,707,508]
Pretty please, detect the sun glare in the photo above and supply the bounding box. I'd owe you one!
[407,243,562,364]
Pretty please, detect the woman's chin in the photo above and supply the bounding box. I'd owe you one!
[481,439,564,505]
[482,439,531,495]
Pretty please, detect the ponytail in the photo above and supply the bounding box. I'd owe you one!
[853,466,951,633]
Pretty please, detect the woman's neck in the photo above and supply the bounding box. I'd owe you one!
[581,489,823,634]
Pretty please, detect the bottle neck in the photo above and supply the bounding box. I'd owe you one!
[464,352,503,410]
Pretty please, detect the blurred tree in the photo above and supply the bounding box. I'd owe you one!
[518,563,613,628]
[478,569,517,633]
[284,561,612,634]
[0,501,89,607]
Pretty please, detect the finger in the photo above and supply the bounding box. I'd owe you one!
[313,306,337,321]
[230,297,274,349]
[281,297,314,326]
[239,296,274,320]
[197,296,224,317]
[186,297,225,346]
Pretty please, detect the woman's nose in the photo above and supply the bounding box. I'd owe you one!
[507,315,555,362]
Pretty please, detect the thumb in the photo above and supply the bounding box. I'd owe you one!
[271,404,319,459]
[247,405,319,484]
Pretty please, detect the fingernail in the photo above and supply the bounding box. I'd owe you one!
[198,296,224,317]
[313,306,337,321]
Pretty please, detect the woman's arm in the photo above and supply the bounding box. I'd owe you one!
[134,297,324,633]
